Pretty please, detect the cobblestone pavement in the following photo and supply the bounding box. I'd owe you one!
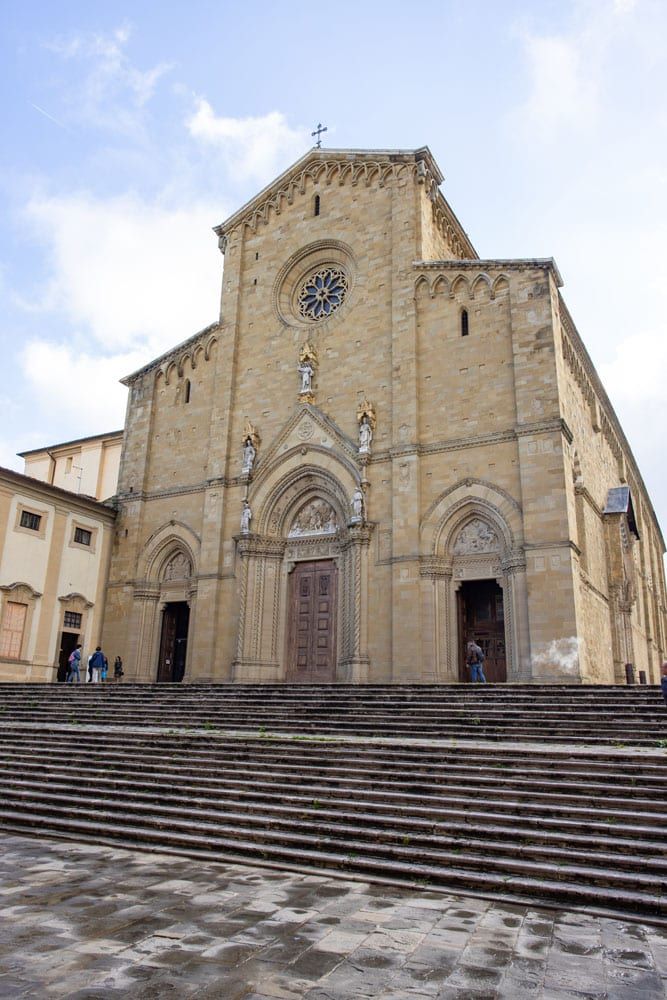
[0,834,665,999]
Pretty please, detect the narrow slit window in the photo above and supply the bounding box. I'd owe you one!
[314,194,321,217]
[461,308,469,337]
[184,379,191,403]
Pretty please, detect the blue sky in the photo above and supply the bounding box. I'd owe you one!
[1,0,666,532]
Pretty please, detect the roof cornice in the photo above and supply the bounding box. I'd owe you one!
[213,146,476,259]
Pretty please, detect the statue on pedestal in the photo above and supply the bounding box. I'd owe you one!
[297,341,318,400]
[240,500,252,534]
[356,398,376,456]
[241,419,260,476]
[350,487,364,524]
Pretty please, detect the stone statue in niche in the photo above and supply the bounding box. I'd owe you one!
[297,341,318,399]
[240,500,252,535]
[163,552,192,581]
[356,397,376,456]
[453,518,499,555]
[288,499,338,537]
[350,487,365,524]
[242,437,256,475]
[359,415,373,454]
[241,419,260,475]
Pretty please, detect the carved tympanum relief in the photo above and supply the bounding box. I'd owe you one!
[288,499,338,537]
[163,552,192,581]
[453,518,499,555]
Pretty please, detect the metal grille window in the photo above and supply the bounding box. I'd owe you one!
[74,527,92,546]
[63,611,82,629]
[20,510,41,531]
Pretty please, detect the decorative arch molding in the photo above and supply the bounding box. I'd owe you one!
[234,453,372,684]
[1,582,43,601]
[413,271,511,301]
[253,458,356,538]
[421,478,522,554]
[137,520,200,582]
[420,480,530,683]
[57,592,93,610]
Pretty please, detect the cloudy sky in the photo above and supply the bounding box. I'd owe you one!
[1,0,666,531]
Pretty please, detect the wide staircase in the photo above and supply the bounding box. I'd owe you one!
[0,683,665,920]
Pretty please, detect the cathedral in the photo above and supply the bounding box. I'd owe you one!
[101,146,667,685]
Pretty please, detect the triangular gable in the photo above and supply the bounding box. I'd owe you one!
[253,404,359,481]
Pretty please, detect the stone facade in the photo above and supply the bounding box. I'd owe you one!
[103,146,667,685]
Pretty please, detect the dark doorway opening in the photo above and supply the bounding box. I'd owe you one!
[457,579,507,682]
[286,560,337,683]
[157,602,190,682]
[57,631,79,682]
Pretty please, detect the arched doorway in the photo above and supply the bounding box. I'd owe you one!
[155,551,193,683]
[234,462,372,683]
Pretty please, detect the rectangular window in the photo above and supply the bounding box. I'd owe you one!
[65,456,73,474]
[63,611,82,629]
[74,527,92,546]
[20,510,42,531]
[0,602,27,659]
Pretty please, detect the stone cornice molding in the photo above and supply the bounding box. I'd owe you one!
[341,523,374,549]
[414,257,563,285]
[121,323,220,385]
[2,581,43,600]
[515,417,573,443]
[419,556,451,579]
[235,535,287,558]
[213,147,476,259]
[559,295,664,551]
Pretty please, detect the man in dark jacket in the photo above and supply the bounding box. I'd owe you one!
[89,646,105,684]
[661,662,667,706]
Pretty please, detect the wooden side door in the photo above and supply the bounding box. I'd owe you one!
[287,560,337,683]
[157,605,177,682]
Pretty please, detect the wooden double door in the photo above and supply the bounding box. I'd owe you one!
[287,560,337,683]
[457,579,507,682]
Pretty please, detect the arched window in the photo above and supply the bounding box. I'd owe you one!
[184,379,191,404]
[314,194,321,217]
[461,308,469,337]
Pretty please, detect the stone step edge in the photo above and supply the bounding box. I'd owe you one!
[2,778,664,871]
[3,760,666,823]
[0,722,665,759]
[2,762,665,816]
[1,777,663,851]
[0,809,663,919]
[3,787,665,875]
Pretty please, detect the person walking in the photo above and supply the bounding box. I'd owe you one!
[89,646,105,683]
[67,644,82,684]
[661,662,667,706]
[113,656,124,682]
[466,639,487,684]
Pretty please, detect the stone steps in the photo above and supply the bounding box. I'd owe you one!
[0,683,664,746]
[0,683,665,918]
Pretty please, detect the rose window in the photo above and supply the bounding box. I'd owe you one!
[297,267,348,320]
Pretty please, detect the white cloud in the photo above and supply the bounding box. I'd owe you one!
[187,102,306,184]
[20,341,143,429]
[45,24,171,134]
[599,331,667,403]
[512,1,640,139]
[20,192,223,351]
